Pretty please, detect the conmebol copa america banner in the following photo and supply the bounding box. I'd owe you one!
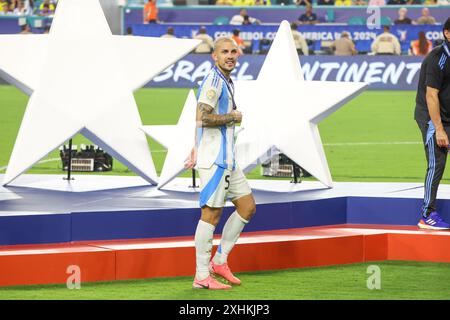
[132,24,444,53]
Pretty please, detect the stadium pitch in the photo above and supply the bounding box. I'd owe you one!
[0,85,446,183]
[1,85,450,300]
[0,261,448,300]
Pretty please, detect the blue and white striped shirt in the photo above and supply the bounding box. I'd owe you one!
[196,67,236,170]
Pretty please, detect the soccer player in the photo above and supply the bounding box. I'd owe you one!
[184,37,256,290]
[414,18,450,230]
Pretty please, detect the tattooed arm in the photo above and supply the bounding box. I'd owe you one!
[197,103,241,127]
[186,103,241,168]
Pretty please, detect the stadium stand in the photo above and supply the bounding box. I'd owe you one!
[0,1,448,56]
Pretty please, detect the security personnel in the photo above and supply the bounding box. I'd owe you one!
[414,17,450,230]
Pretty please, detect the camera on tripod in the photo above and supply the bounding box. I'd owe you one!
[261,153,310,183]
[59,144,113,172]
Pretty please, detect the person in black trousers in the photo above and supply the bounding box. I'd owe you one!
[414,17,450,230]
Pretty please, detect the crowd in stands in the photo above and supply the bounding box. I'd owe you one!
[0,0,56,16]
[138,0,443,56]
[141,0,444,27]
[1,0,443,58]
[221,4,441,25]
[144,3,440,56]
[132,0,450,5]
[153,22,435,56]
[224,0,450,5]
[230,8,262,24]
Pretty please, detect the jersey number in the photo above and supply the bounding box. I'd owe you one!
[225,175,230,190]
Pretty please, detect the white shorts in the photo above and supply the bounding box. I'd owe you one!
[198,164,252,208]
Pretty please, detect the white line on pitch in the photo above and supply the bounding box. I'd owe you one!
[0,142,422,171]
[324,141,422,146]
[0,157,61,172]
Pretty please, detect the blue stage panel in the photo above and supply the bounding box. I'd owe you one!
[71,208,200,241]
[0,214,71,245]
[242,202,293,233]
[291,197,347,228]
[347,197,423,226]
[216,199,347,234]
[71,203,301,242]
[2,177,449,246]
[71,199,348,242]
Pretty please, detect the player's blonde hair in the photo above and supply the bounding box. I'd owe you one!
[213,37,238,52]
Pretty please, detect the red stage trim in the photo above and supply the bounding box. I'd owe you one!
[0,225,448,287]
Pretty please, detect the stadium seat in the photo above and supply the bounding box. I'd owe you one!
[320,40,334,55]
[213,16,230,25]
[347,16,366,26]
[380,16,392,26]
[27,16,47,28]
[259,39,272,54]
[325,9,335,23]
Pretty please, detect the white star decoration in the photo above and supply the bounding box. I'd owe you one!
[234,21,368,187]
[0,0,200,186]
[142,90,198,189]
[132,20,368,189]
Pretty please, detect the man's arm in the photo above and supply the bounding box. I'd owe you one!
[426,86,449,147]
[350,40,357,55]
[197,103,238,127]
[185,102,241,168]
[300,37,309,55]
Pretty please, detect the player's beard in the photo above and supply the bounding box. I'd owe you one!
[221,59,236,72]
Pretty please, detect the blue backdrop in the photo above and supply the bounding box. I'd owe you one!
[148,54,423,90]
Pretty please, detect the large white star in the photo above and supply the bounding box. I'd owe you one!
[0,0,200,186]
[234,21,368,187]
[142,90,197,189]
[142,20,367,189]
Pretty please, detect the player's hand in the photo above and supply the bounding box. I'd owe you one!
[184,147,197,169]
[231,110,242,123]
[436,127,449,148]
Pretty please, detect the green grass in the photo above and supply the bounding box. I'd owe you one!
[0,86,441,182]
[0,261,448,300]
[2,86,450,300]
[0,86,180,177]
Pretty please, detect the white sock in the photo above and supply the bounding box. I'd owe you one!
[213,211,248,265]
[195,220,215,281]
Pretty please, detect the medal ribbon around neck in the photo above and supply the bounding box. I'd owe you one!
[213,65,238,110]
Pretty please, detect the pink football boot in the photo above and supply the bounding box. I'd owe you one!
[209,261,241,285]
[193,275,232,290]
